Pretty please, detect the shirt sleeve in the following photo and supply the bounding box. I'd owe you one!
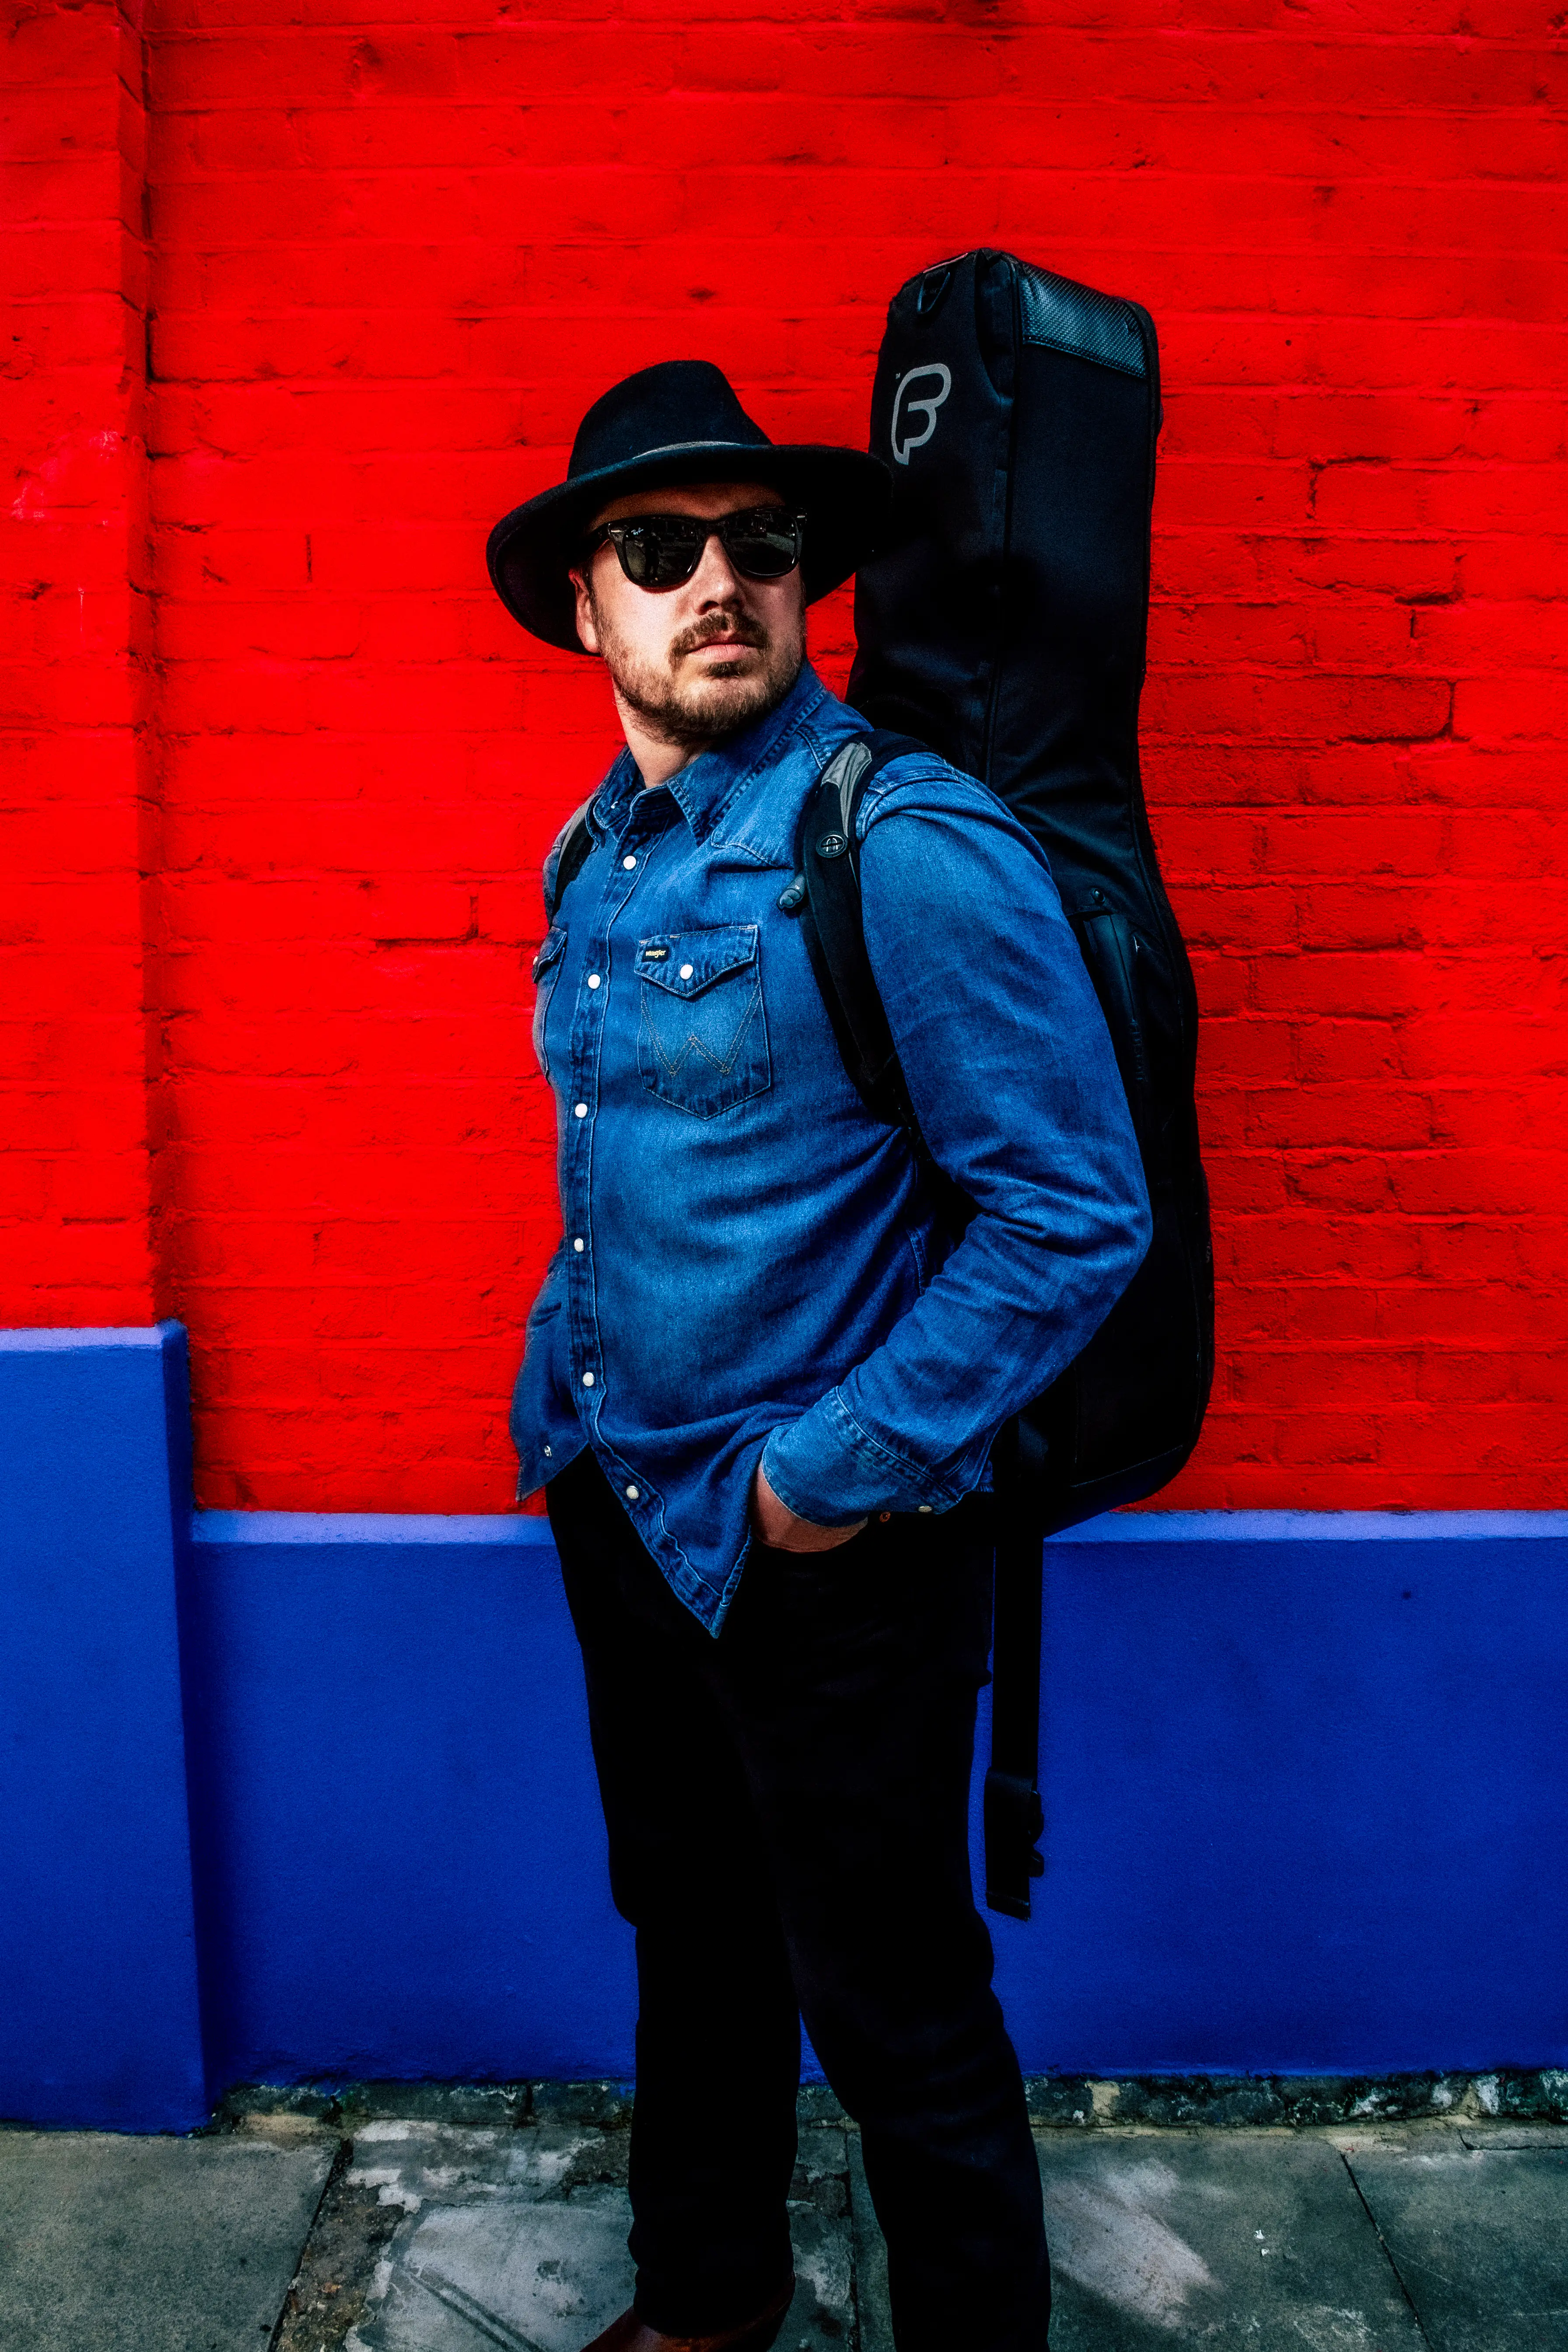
[758,762,1153,1525]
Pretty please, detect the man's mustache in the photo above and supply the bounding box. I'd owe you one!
[672,615,766,659]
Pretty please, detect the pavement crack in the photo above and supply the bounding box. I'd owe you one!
[1335,2147,1434,2348]
[267,2138,350,2352]
[268,2134,403,2352]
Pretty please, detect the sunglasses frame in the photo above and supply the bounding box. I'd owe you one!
[583,506,809,591]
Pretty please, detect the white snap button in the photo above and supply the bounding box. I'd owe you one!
[543,1444,552,1457]
[625,1484,639,1501]
[622,854,636,870]
[587,972,601,989]
[918,1504,933,1514]
[582,1371,595,1388]
[574,1102,588,1118]
[679,962,694,979]
[573,1237,584,1252]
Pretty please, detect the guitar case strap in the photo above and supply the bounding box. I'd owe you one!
[797,734,1046,1919]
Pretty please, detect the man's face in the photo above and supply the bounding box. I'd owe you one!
[570,480,807,752]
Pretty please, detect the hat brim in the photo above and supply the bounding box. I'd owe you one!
[486,441,893,653]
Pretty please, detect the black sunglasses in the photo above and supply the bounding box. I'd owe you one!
[584,506,807,591]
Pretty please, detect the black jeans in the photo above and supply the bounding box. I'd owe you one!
[547,1449,1050,2350]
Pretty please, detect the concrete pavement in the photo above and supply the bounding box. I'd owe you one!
[0,2129,334,2352]
[1,2090,1564,2350]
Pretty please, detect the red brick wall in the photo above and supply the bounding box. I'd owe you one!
[3,0,156,1324]
[4,0,1565,1510]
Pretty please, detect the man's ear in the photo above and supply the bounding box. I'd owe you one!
[569,569,600,655]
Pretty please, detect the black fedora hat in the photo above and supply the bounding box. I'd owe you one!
[487,360,892,653]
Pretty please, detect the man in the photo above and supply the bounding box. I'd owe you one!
[487,361,1150,2352]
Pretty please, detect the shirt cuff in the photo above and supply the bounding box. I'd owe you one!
[760,1391,972,1526]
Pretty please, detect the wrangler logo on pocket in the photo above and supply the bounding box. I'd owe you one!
[636,926,771,1119]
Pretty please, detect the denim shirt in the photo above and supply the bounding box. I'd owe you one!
[511,665,1151,1631]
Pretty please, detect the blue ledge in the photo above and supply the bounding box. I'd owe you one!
[193,1505,1568,1549]
[195,1511,557,1546]
[1061,1509,1566,1542]
[0,1325,176,1350]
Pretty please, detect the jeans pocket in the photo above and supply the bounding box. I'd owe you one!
[636,924,771,1118]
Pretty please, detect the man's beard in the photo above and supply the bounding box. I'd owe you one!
[591,597,804,750]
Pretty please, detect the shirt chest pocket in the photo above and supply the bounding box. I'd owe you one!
[636,925,771,1119]
[531,926,567,1079]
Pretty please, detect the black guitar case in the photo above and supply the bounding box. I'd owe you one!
[848,246,1213,1537]
[841,250,1214,1911]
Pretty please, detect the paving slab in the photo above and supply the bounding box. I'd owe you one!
[1347,2137,1568,2351]
[782,2127,854,2350]
[1033,2130,1425,2350]
[844,2126,1423,2349]
[0,2129,333,2352]
[341,2120,853,2352]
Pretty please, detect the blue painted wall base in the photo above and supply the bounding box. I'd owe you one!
[0,1326,206,2130]
[3,1326,1565,2128]
[181,1512,632,2092]
[996,1512,1568,2078]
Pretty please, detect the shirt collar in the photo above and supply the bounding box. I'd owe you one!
[590,663,832,842]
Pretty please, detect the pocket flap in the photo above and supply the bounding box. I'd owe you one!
[636,925,759,998]
[532,926,566,984]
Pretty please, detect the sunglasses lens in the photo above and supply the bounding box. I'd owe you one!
[723,509,802,580]
[613,520,708,587]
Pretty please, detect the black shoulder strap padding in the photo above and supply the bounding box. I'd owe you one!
[796,730,926,1128]
[545,809,595,922]
[796,728,1044,1916]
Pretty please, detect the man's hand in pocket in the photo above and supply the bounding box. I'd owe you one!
[752,1461,868,1554]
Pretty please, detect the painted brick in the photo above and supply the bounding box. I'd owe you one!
[3,0,1563,1509]
[0,0,154,1329]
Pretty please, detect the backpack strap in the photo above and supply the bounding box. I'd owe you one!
[544,799,596,924]
[794,731,1047,1920]
[795,731,926,1127]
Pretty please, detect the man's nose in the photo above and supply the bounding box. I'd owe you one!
[688,533,746,606]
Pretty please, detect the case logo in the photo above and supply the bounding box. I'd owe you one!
[890,364,952,465]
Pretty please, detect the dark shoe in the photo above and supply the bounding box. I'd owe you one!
[580,2277,794,2352]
